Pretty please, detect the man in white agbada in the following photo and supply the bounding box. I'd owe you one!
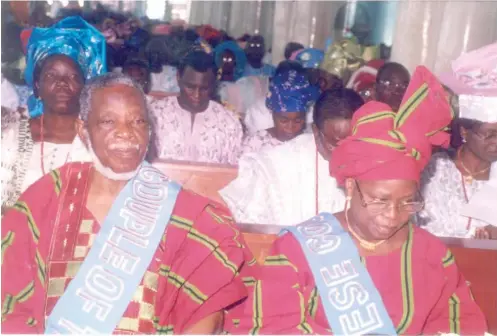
[221,88,365,225]
[420,42,497,239]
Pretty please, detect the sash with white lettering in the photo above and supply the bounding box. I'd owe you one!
[283,213,397,336]
[45,162,181,334]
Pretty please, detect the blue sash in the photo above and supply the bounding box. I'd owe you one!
[45,162,181,334]
[283,213,397,336]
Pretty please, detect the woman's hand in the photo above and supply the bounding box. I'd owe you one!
[474,225,497,240]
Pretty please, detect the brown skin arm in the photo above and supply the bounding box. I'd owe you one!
[184,311,224,334]
[474,225,497,240]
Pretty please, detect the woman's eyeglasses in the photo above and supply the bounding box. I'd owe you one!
[470,129,497,142]
[354,181,425,215]
[377,80,408,91]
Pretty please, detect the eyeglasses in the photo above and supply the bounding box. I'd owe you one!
[377,80,408,91]
[354,181,425,215]
[470,129,497,142]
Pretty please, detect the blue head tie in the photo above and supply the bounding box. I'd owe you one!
[295,48,325,69]
[266,69,318,113]
[214,41,247,81]
[24,16,107,117]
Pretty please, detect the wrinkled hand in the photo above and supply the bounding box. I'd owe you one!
[474,225,497,240]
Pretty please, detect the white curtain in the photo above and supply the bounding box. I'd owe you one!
[188,1,232,31]
[271,1,346,65]
[390,0,497,75]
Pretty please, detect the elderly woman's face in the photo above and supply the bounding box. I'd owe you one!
[83,84,150,174]
[36,55,84,115]
[464,122,497,163]
[346,179,420,241]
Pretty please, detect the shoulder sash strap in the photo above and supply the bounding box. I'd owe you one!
[45,162,181,334]
[283,213,397,336]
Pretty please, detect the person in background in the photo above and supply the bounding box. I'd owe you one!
[241,66,318,155]
[1,16,106,211]
[243,35,276,78]
[420,42,497,239]
[122,54,151,94]
[346,59,385,102]
[214,41,247,83]
[150,50,243,164]
[284,42,305,60]
[224,66,487,335]
[1,73,247,334]
[221,88,364,226]
[375,62,410,112]
[236,34,251,50]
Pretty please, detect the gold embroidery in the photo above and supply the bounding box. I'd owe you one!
[65,262,82,278]
[132,286,144,302]
[80,220,93,233]
[138,302,155,320]
[117,317,139,332]
[143,271,159,291]
[47,278,66,297]
[73,246,87,259]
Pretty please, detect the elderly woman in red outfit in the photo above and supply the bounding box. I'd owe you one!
[224,66,487,335]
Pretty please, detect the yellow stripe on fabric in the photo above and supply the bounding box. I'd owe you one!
[243,277,257,286]
[449,294,461,334]
[171,217,238,274]
[14,281,35,303]
[359,137,406,151]
[395,83,429,128]
[296,291,313,334]
[396,225,414,334]
[442,250,455,268]
[248,257,257,266]
[388,130,407,143]
[156,324,174,335]
[308,287,318,318]
[35,250,46,285]
[1,294,14,319]
[1,231,15,264]
[205,206,226,224]
[250,280,263,335]
[159,264,207,305]
[352,111,396,135]
[26,317,37,326]
[263,254,298,272]
[50,169,62,195]
[12,201,39,244]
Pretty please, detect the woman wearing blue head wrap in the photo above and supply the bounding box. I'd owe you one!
[214,41,247,82]
[1,16,106,211]
[241,64,319,155]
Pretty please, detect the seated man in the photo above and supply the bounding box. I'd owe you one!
[1,73,247,334]
[221,88,364,226]
[150,50,243,164]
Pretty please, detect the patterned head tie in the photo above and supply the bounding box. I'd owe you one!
[25,16,107,117]
[266,69,319,113]
[330,66,453,185]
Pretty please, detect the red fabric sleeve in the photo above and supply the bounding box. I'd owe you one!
[422,251,488,334]
[1,172,59,333]
[155,191,247,334]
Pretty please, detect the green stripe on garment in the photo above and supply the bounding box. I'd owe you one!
[26,317,37,326]
[35,250,46,285]
[159,264,171,277]
[263,254,298,272]
[296,290,313,334]
[359,137,406,151]
[165,270,208,305]
[442,249,455,268]
[155,324,174,335]
[395,83,429,128]
[248,257,257,266]
[1,231,15,264]
[352,111,396,135]
[171,218,238,274]
[50,169,62,195]
[308,287,318,319]
[250,280,263,335]
[388,130,407,143]
[449,294,461,334]
[12,201,39,244]
[14,281,35,303]
[1,294,15,319]
[396,225,415,334]
[243,277,257,286]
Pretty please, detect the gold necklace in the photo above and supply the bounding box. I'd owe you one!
[345,209,386,251]
[457,147,490,184]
